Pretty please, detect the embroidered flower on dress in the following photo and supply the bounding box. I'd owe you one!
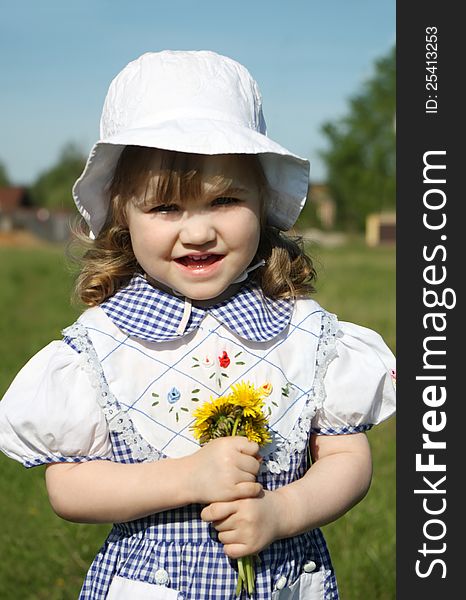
[167,387,181,404]
[191,350,247,391]
[390,369,396,389]
[260,382,273,396]
[201,355,214,368]
[218,351,230,368]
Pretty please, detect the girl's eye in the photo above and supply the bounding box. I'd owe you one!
[149,204,179,213]
[212,196,240,206]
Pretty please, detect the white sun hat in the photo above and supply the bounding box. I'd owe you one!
[72,50,310,236]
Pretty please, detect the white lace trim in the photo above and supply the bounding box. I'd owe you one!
[63,323,162,462]
[264,311,339,474]
[312,311,339,410]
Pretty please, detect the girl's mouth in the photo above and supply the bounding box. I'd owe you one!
[174,254,224,269]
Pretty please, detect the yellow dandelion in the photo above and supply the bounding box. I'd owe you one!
[229,381,264,403]
[244,419,271,445]
[227,381,265,417]
[191,396,233,443]
[192,396,229,424]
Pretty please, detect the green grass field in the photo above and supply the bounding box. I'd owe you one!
[0,240,395,599]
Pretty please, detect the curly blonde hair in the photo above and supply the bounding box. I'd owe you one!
[72,147,316,306]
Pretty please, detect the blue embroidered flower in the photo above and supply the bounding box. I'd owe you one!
[167,387,181,404]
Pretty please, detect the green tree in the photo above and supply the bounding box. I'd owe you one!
[0,161,10,187]
[30,143,86,209]
[320,46,395,230]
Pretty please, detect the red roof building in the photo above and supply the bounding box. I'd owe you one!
[0,187,31,213]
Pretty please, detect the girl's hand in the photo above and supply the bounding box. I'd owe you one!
[187,437,262,505]
[200,490,284,559]
[199,433,373,559]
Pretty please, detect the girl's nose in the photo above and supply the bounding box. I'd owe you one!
[178,214,216,246]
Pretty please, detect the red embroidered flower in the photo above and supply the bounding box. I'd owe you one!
[218,351,230,368]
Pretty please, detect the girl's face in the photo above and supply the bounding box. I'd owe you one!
[126,154,262,300]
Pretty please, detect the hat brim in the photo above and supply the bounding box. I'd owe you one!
[73,118,309,235]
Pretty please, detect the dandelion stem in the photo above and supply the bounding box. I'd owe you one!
[235,572,243,597]
[231,415,242,437]
[246,555,255,595]
[237,557,246,595]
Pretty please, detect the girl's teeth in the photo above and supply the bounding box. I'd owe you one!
[178,254,221,268]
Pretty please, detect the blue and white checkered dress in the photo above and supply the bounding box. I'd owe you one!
[79,438,337,599]
[0,274,396,598]
[63,276,341,599]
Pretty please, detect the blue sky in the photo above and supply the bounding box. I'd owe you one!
[0,1,395,186]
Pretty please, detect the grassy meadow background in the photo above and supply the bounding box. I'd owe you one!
[0,238,395,599]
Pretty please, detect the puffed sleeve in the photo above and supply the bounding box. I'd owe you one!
[0,341,113,467]
[311,321,396,435]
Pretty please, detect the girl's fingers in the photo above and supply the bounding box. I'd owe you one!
[218,529,241,545]
[235,438,260,456]
[237,454,261,476]
[235,470,256,484]
[222,543,249,560]
[208,510,239,531]
[201,501,237,523]
[212,517,235,532]
[235,481,263,499]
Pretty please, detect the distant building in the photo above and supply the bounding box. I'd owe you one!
[0,186,73,242]
[0,187,32,231]
[366,212,396,246]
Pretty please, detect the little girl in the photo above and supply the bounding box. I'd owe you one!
[0,51,395,599]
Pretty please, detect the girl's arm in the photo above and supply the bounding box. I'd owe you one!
[45,436,262,524]
[200,432,372,559]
